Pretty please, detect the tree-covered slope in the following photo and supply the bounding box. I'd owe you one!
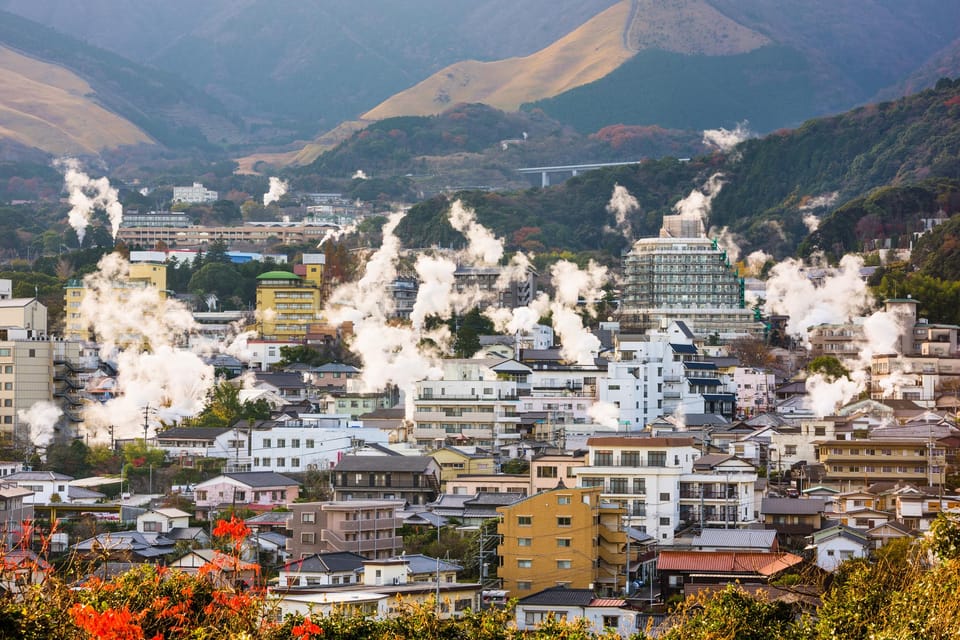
[394,78,960,259]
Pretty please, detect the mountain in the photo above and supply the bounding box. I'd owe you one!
[0,10,240,153]
[365,0,769,120]
[0,45,152,156]
[393,79,960,260]
[0,0,618,141]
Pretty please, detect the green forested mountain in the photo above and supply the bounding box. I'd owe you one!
[395,78,960,259]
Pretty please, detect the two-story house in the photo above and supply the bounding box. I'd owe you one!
[332,455,440,505]
[193,472,300,520]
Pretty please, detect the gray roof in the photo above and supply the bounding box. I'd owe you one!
[253,372,306,389]
[222,472,300,488]
[67,486,106,500]
[333,455,434,473]
[761,497,827,515]
[397,554,462,575]
[284,551,366,574]
[5,471,73,481]
[692,529,778,549]
[245,511,294,526]
[518,587,596,606]
[315,363,361,374]
[155,427,232,440]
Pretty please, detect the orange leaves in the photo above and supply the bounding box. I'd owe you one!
[292,616,323,640]
[213,515,250,552]
[70,603,145,640]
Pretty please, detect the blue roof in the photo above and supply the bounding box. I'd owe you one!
[703,393,736,401]
[687,377,722,386]
[670,343,698,354]
[684,362,716,370]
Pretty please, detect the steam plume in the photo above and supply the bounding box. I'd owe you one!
[263,177,288,206]
[802,213,820,233]
[702,122,752,153]
[588,401,620,429]
[18,401,62,449]
[549,260,607,365]
[605,184,639,241]
[352,170,369,180]
[56,158,123,245]
[448,199,503,265]
[673,173,724,225]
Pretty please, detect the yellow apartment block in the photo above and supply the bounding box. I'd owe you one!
[63,261,168,341]
[256,255,324,342]
[497,487,626,597]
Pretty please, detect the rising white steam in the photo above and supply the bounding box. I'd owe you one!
[263,177,288,206]
[317,220,360,247]
[549,260,607,365]
[799,192,838,211]
[448,199,503,265]
[711,226,742,264]
[588,401,620,429]
[702,122,752,153]
[802,213,820,233]
[18,401,62,449]
[745,250,773,277]
[77,253,215,441]
[352,170,369,180]
[605,184,639,241]
[674,173,724,224]
[56,158,123,245]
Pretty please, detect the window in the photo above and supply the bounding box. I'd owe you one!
[291,458,300,467]
[633,478,646,494]
[277,439,286,448]
[556,538,571,547]
[537,466,558,478]
[610,478,628,493]
[557,517,571,527]
[518,516,532,526]
[517,559,532,568]
[784,445,798,456]
[276,458,285,467]
[234,491,246,501]
[556,560,572,569]
[594,451,613,466]
[660,492,670,502]
[516,581,532,591]
[301,532,315,544]
[518,538,532,547]
[291,439,300,448]
[602,616,619,629]
[648,451,667,467]
[621,451,640,466]
[262,458,270,466]
[660,517,671,526]
[3,383,11,391]
[301,512,315,523]
[306,439,315,448]
[557,495,571,505]
[142,521,161,532]
[263,439,272,448]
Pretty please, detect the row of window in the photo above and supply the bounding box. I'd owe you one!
[831,465,926,474]
[827,447,927,456]
[517,559,573,569]
[254,458,301,467]
[261,439,315,448]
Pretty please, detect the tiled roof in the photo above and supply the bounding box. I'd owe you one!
[222,472,300,488]
[590,598,626,607]
[692,529,778,549]
[585,436,695,448]
[518,587,596,606]
[657,551,803,575]
[333,455,434,473]
[761,497,827,515]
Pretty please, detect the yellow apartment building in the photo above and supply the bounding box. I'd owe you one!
[429,446,496,489]
[63,261,168,341]
[255,255,324,342]
[497,487,626,597]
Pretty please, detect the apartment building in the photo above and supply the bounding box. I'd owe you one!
[172,182,218,203]
[63,260,167,341]
[574,436,757,544]
[286,500,405,560]
[411,358,529,449]
[816,438,949,489]
[255,255,324,342]
[331,455,440,505]
[497,487,626,596]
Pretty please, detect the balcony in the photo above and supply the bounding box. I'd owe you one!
[340,517,403,532]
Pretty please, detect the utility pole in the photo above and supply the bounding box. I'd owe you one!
[142,404,151,443]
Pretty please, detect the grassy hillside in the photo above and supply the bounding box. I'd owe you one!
[0,46,152,155]
[0,10,237,150]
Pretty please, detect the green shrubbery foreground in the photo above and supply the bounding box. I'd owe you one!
[2,514,960,639]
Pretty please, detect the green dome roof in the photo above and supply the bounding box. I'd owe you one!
[257,271,301,280]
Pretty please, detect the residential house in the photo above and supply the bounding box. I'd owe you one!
[277,551,366,588]
[429,446,496,488]
[497,487,626,597]
[332,455,440,505]
[760,497,829,540]
[446,474,528,496]
[0,485,33,546]
[286,500,404,560]
[168,549,259,589]
[689,528,778,553]
[529,451,586,494]
[656,550,804,600]
[136,508,191,534]
[193,472,300,520]
[513,587,641,637]
[2,471,72,504]
[807,524,870,571]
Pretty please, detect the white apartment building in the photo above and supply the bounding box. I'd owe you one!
[574,436,757,544]
[412,358,530,449]
[733,367,777,417]
[172,182,218,204]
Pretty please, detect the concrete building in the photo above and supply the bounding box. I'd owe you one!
[172,182,218,204]
[286,500,405,560]
[0,298,47,334]
[120,210,190,228]
[497,487,626,596]
[63,260,167,341]
[116,221,337,248]
[331,455,440,505]
[574,436,757,544]
[619,213,762,339]
[192,472,300,520]
[411,358,530,449]
[255,255,324,342]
